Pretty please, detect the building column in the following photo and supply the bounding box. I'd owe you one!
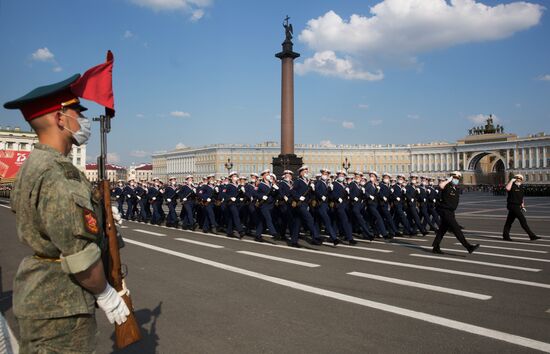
[462,152,467,170]
[514,148,518,169]
[428,154,432,172]
[544,147,547,168]
[506,149,510,170]
[536,147,540,168]
[521,148,526,169]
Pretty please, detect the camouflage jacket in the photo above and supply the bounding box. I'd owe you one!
[11,143,105,319]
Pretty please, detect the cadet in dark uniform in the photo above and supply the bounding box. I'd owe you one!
[224,172,245,238]
[502,174,540,241]
[315,169,340,245]
[164,177,178,227]
[365,171,390,239]
[122,179,136,220]
[198,174,218,234]
[349,171,373,240]
[113,180,125,212]
[135,181,148,222]
[290,166,323,246]
[405,174,428,236]
[276,170,294,240]
[391,174,414,236]
[379,173,400,237]
[330,171,356,245]
[432,172,480,254]
[4,74,129,352]
[178,175,197,230]
[255,169,278,241]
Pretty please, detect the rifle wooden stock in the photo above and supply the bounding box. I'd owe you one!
[100,179,142,348]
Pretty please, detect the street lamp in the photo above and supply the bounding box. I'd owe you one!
[342,157,351,173]
[224,158,233,175]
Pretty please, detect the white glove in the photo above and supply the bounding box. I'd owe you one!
[427,190,431,194]
[383,197,387,202]
[111,206,123,225]
[411,198,415,202]
[167,198,172,203]
[396,197,401,202]
[423,198,427,202]
[299,196,306,201]
[284,196,289,202]
[416,188,420,193]
[321,196,326,201]
[369,195,375,200]
[345,187,350,193]
[354,197,359,202]
[183,198,187,202]
[127,194,131,198]
[192,188,197,193]
[510,178,517,182]
[273,184,279,190]
[310,184,315,191]
[95,284,130,325]
[329,184,334,191]
[240,186,246,193]
[262,195,268,200]
[338,198,343,203]
[215,187,219,193]
[361,187,366,193]
[116,195,120,199]
[137,196,141,200]
[390,188,394,193]
[152,197,156,201]
[433,199,436,203]
[231,197,236,202]
[207,198,211,202]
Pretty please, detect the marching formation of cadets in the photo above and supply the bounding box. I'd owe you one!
[111,166,447,247]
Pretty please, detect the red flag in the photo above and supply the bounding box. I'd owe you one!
[71,50,115,116]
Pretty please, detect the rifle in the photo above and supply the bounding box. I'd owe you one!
[96,111,142,348]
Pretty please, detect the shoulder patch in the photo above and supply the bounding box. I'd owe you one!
[83,208,99,235]
[57,161,81,181]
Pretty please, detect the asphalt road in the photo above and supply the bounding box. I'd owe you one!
[1,192,550,353]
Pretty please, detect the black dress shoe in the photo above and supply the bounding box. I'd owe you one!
[502,237,514,242]
[468,244,480,254]
[530,236,541,241]
[432,247,444,254]
[332,239,341,246]
[254,236,264,242]
[421,231,429,236]
[289,242,300,248]
[211,228,218,235]
[311,239,323,245]
[395,232,403,237]
[348,239,357,245]
[239,232,246,239]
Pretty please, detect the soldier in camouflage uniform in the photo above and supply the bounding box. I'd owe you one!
[4,75,130,353]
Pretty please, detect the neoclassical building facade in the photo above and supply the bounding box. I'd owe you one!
[152,117,550,185]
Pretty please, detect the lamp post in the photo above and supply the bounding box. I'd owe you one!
[342,157,351,173]
[224,158,233,175]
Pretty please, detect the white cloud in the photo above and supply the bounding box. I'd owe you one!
[130,150,149,158]
[298,1,543,79]
[31,47,55,62]
[537,74,550,81]
[320,140,335,147]
[175,142,187,149]
[514,103,521,108]
[170,111,191,118]
[136,113,145,118]
[107,152,121,164]
[342,121,355,129]
[190,8,205,21]
[123,30,134,39]
[52,66,63,72]
[467,114,501,125]
[407,114,420,120]
[129,0,212,20]
[358,104,369,109]
[369,119,383,126]
[295,50,383,81]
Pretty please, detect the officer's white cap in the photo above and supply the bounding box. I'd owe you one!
[250,173,259,178]
[336,170,347,176]
[354,171,363,176]
[451,171,462,178]
[514,174,524,180]
[297,165,309,173]
[185,174,193,179]
[282,170,294,176]
[260,169,270,176]
[369,171,379,178]
[228,171,238,177]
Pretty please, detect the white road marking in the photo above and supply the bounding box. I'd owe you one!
[370,240,550,263]
[0,204,10,209]
[409,254,541,272]
[119,225,128,229]
[123,238,550,353]
[348,272,492,300]
[133,229,166,237]
[138,226,550,289]
[237,251,320,268]
[175,238,224,249]
[461,237,550,248]
[464,229,550,240]
[451,243,547,254]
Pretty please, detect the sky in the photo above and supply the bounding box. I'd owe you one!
[1,0,549,166]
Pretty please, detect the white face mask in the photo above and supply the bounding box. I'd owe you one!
[232,177,238,183]
[303,173,309,179]
[60,111,91,146]
[360,180,367,186]
[370,176,376,183]
[383,178,390,184]
[321,174,328,180]
[515,181,522,186]
[337,177,345,182]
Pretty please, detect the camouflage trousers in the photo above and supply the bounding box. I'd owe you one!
[17,314,97,354]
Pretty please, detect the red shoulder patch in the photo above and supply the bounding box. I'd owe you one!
[83,209,99,235]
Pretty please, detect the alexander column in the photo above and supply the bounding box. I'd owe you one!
[272,15,303,176]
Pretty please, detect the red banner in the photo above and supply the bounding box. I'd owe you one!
[0,150,30,179]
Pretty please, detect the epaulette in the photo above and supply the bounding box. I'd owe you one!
[56,160,81,182]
